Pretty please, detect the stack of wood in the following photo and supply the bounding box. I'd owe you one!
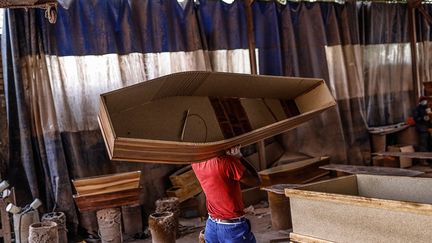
[72,171,142,212]
[166,166,202,203]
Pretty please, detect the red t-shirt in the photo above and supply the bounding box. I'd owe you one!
[192,155,245,219]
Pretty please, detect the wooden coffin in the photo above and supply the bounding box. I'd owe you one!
[258,156,330,186]
[72,171,141,212]
[285,175,432,243]
[98,71,336,164]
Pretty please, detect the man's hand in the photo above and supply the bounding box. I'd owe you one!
[226,145,242,158]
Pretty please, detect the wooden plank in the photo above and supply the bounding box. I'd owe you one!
[290,233,334,243]
[319,164,424,177]
[257,140,267,170]
[367,123,409,135]
[258,157,330,186]
[372,151,432,159]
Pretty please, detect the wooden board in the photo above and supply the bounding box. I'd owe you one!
[73,188,141,212]
[258,157,330,186]
[319,164,424,177]
[98,71,336,164]
[372,151,432,159]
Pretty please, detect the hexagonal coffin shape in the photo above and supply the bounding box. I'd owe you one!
[98,71,336,164]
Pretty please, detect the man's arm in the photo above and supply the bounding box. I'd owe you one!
[226,146,261,187]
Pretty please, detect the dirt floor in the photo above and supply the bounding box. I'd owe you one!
[128,202,290,243]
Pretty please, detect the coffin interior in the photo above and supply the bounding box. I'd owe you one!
[297,175,432,204]
[101,72,332,143]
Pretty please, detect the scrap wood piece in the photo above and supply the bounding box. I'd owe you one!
[290,233,334,243]
[372,151,432,159]
[320,164,424,177]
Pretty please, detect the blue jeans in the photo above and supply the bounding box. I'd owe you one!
[204,218,256,243]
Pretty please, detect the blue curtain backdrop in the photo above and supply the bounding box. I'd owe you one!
[2,0,431,237]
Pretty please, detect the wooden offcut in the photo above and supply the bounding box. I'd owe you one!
[258,157,330,186]
[98,71,336,164]
[286,175,432,243]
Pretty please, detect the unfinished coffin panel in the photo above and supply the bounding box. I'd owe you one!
[285,175,432,243]
[72,171,142,212]
[98,71,336,163]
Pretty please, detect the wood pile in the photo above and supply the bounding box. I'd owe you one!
[166,166,202,203]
